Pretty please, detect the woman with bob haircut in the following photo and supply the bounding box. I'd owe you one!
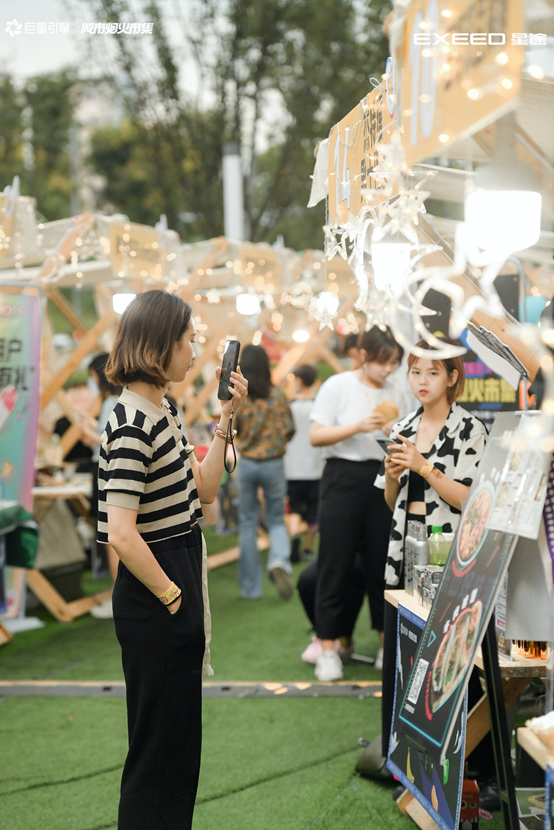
[99,290,247,830]
[309,325,405,681]
[374,338,487,767]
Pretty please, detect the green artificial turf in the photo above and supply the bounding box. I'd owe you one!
[0,695,403,830]
[0,550,381,682]
[0,543,507,830]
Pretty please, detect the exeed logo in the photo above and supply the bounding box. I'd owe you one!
[414,32,506,45]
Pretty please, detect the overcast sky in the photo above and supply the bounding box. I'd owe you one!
[0,0,200,85]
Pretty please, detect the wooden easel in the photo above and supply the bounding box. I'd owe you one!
[0,621,13,646]
[25,570,112,623]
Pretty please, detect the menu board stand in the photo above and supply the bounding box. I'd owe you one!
[481,618,519,830]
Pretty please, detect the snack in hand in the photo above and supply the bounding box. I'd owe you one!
[373,401,399,423]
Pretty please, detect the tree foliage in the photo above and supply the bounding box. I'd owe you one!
[25,71,76,219]
[87,0,391,247]
[0,77,24,190]
[1,1,393,248]
[0,71,77,221]
[205,0,391,244]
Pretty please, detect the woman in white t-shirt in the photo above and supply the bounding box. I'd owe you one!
[309,326,405,681]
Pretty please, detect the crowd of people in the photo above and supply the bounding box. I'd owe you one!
[65,291,495,828]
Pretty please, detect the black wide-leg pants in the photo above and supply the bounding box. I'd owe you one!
[315,458,392,639]
[113,525,206,830]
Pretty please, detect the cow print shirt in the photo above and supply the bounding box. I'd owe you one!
[374,402,487,586]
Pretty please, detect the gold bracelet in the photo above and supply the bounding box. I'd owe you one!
[419,461,434,479]
[157,582,181,606]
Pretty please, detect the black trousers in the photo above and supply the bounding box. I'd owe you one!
[315,458,392,639]
[113,525,206,830]
[297,556,365,636]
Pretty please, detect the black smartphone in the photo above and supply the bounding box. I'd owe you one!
[376,438,402,454]
[217,339,241,401]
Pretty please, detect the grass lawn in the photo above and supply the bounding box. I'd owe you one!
[0,534,506,830]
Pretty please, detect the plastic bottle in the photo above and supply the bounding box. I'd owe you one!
[429,526,449,566]
[405,521,415,595]
[413,522,430,567]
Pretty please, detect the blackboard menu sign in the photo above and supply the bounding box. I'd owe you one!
[398,413,519,763]
[387,604,466,830]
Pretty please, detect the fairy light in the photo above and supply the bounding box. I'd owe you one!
[527,65,545,80]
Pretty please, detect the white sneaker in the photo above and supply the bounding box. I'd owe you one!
[315,650,344,681]
[90,598,113,619]
[374,646,384,671]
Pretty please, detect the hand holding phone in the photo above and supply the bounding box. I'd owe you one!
[376,438,403,454]
[217,340,241,401]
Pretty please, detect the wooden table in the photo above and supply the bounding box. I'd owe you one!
[25,477,111,623]
[516,727,554,772]
[32,476,93,524]
[385,589,545,830]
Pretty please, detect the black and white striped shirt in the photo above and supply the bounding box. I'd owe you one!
[97,387,203,544]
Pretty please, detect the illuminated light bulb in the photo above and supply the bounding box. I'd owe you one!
[543,399,554,415]
[527,423,542,437]
[236,293,261,315]
[467,88,481,100]
[465,112,542,253]
[422,49,433,58]
[316,291,340,316]
[496,53,509,65]
[540,355,554,370]
[293,330,310,343]
[441,63,452,72]
[441,8,453,17]
[527,65,545,80]
[500,78,514,90]
[371,236,411,296]
[441,45,450,53]
[113,293,136,314]
[419,94,431,103]
[439,133,450,143]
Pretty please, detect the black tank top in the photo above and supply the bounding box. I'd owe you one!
[407,451,430,503]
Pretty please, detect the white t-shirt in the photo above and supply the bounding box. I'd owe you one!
[284,398,325,481]
[92,395,119,463]
[310,372,406,462]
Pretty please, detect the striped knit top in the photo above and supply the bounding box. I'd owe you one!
[97,387,203,544]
